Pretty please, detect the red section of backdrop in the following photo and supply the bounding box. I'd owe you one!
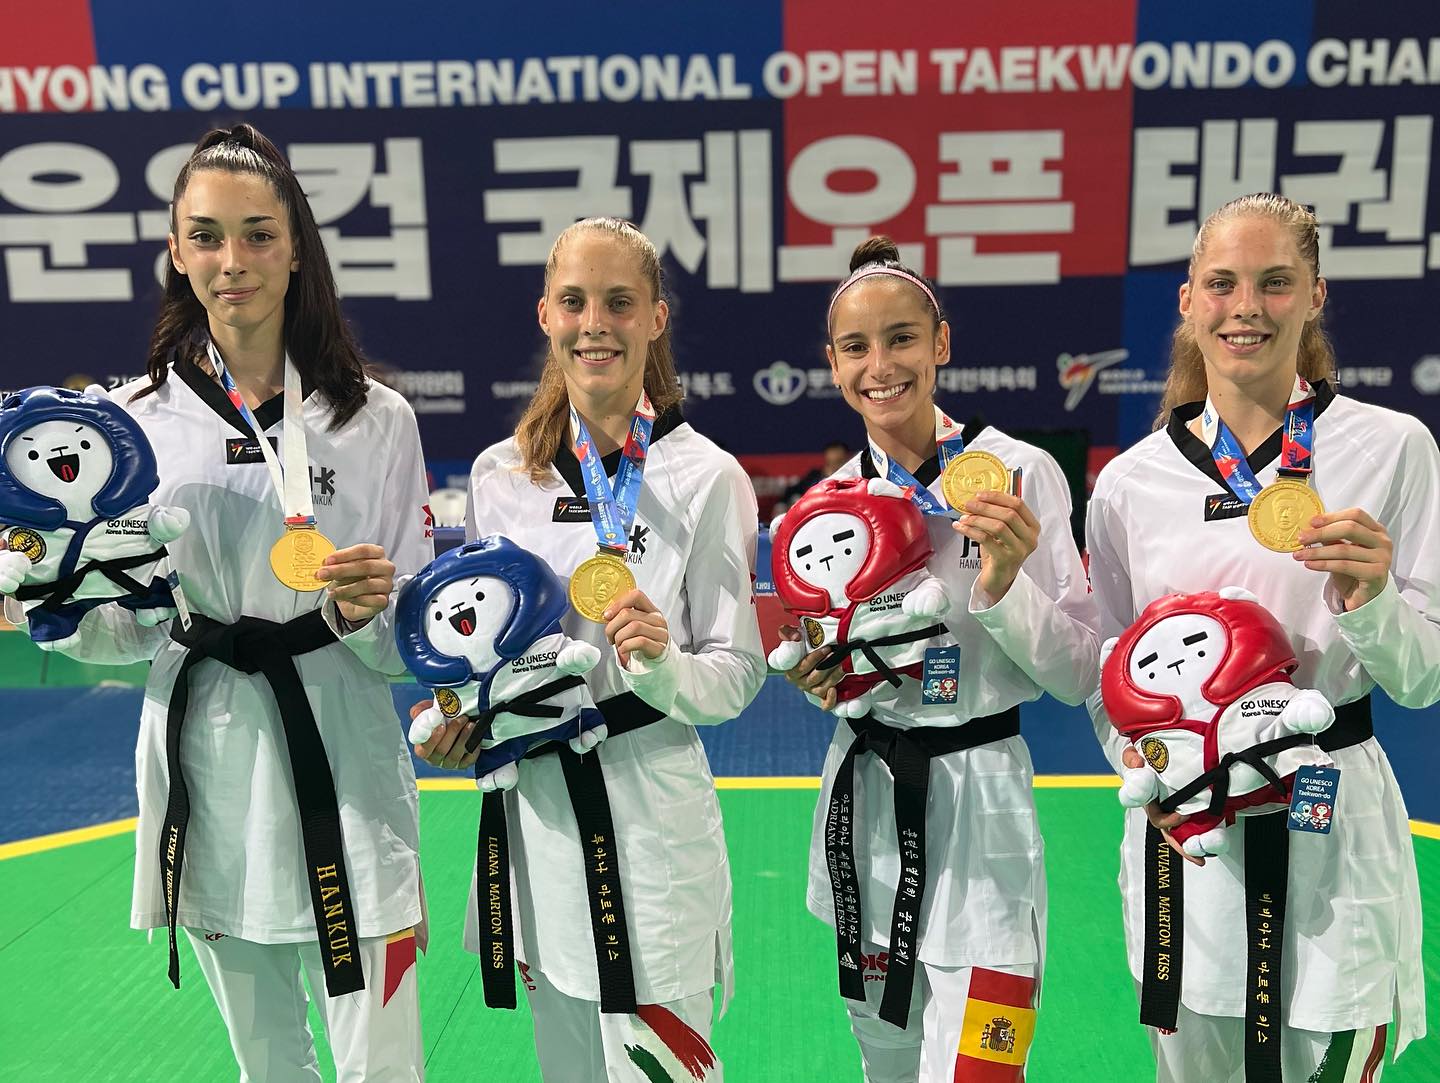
[782,0,1137,278]
[0,0,96,109]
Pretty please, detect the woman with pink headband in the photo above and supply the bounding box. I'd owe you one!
[778,236,1099,1082]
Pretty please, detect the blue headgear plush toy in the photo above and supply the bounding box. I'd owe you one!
[0,386,190,649]
[395,535,605,791]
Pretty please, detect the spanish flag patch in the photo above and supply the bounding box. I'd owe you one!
[954,968,1036,1082]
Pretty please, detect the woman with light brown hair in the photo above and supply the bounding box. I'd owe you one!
[1087,193,1440,1081]
[413,217,765,1081]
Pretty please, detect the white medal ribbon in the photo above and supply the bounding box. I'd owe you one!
[206,340,314,524]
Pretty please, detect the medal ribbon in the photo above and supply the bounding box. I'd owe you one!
[206,340,316,528]
[1200,375,1316,504]
[866,405,966,518]
[567,393,656,554]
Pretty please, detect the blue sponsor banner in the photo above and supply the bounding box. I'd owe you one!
[1,3,1436,466]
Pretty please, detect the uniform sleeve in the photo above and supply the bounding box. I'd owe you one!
[323,397,435,676]
[621,459,767,726]
[1328,419,1440,708]
[1082,477,1139,773]
[966,448,1100,706]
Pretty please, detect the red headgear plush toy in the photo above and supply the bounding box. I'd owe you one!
[768,477,954,718]
[1101,586,1335,857]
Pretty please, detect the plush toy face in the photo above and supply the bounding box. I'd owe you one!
[424,575,515,670]
[4,419,114,520]
[1127,613,1226,720]
[786,511,870,607]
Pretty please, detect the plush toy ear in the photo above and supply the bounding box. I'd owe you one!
[866,477,907,499]
[1218,585,1260,603]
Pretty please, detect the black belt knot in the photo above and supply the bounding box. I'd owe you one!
[819,623,949,688]
[825,706,1021,1029]
[463,674,588,753]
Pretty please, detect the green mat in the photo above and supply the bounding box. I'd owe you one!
[1,789,1435,1080]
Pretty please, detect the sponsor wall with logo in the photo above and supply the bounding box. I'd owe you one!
[3,2,1438,502]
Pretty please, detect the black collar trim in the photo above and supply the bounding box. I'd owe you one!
[174,354,315,438]
[1167,379,1337,490]
[859,417,990,485]
[552,406,686,498]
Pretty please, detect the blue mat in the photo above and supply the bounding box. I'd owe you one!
[2,679,1435,844]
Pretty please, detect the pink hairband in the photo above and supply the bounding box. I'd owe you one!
[826,265,941,326]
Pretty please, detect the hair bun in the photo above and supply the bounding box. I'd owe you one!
[849,235,901,272]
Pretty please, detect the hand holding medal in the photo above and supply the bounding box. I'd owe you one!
[1293,506,1394,612]
[952,487,1041,604]
[316,542,398,624]
[601,587,670,667]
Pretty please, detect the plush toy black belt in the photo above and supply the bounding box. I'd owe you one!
[477,690,665,1013]
[1139,695,1374,1082]
[817,623,949,688]
[824,706,1022,1028]
[14,546,168,614]
[162,610,363,997]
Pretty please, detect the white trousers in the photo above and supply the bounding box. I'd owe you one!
[186,927,423,1083]
[523,962,722,1083]
[1145,993,1388,1083]
[844,942,1037,1083]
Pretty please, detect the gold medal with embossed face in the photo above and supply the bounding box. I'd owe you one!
[269,525,335,591]
[941,449,1011,512]
[569,549,636,623]
[1247,479,1325,553]
[434,687,463,719]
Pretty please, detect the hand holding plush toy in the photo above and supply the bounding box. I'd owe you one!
[396,535,604,791]
[1101,586,1335,858]
[0,386,189,649]
[769,476,954,717]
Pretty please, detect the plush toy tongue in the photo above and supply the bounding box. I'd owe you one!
[48,454,80,483]
[449,607,476,636]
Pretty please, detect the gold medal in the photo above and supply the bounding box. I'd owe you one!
[269,525,335,591]
[1247,479,1325,553]
[941,450,1011,511]
[569,550,636,623]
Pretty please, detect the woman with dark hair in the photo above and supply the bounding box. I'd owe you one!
[413,217,765,1081]
[1086,193,1440,1081]
[778,236,1099,1082]
[19,124,432,1081]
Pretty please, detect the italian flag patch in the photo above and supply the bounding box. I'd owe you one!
[623,1003,718,1082]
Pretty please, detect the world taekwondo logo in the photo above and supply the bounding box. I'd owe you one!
[1057,349,1129,411]
[753,361,807,406]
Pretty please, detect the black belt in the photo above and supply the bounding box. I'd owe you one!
[817,623,949,689]
[825,707,1022,1029]
[1139,696,1374,1081]
[162,610,363,998]
[477,690,664,1013]
[463,674,588,752]
[15,547,167,613]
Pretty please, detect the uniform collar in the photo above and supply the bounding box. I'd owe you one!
[1167,378,1336,489]
[552,405,686,497]
[859,416,990,485]
[173,353,316,438]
